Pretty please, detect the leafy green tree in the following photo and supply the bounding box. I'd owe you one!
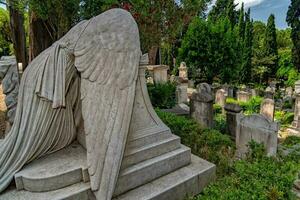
[208,0,237,24]
[178,17,241,84]
[276,49,300,87]
[0,8,12,57]
[277,28,292,50]
[286,0,300,70]
[264,14,278,76]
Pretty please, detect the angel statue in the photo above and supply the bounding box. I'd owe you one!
[0,9,141,200]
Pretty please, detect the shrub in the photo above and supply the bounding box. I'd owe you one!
[226,96,263,115]
[147,82,176,109]
[156,109,235,176]
[283,136,300,148]
[195,141,300,200]
[213,103,222,114]
[239,96,263,115]
[275,111,294,127]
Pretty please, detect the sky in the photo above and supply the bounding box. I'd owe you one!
[224,0,290,29]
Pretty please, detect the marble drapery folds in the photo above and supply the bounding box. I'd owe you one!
[0,9,141,200]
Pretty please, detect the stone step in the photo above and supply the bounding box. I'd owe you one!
[127,126,172,149]
[0,182,92,200]
[121,134,181,169]
[14,143,89,192]
[114,145,191,197]
[113,155,216,200]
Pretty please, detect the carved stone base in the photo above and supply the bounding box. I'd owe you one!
[0,67,215,199]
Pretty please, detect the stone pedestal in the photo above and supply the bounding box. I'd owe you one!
[146,65,169,84]
[237,91,251,102]
[176,84,188,104]
[2,61,216,200]
[293,94,300,128]
[265,86,274,99]
[190,83,213,128]
[224,103,243,138]
[260,98,275,121]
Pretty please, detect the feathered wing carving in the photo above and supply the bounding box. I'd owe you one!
[74,9,141,199]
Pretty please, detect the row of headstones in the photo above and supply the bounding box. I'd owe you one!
[191,83,278,157]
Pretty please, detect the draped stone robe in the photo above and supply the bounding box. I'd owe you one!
[0,9,141,200]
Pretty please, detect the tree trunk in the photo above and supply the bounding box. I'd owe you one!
[8,3,28,69]
[148,46,159,65]
[29,12,54,62]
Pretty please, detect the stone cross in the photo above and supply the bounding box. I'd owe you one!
[260,98,275,121]
[190,83,214,128]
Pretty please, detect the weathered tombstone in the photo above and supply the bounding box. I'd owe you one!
[293,81,300,127]
[224,103,243,138]
[215,89,226,106]
[190,83,214,128]
[265,86,274,99]
[228,86,234,98]
[251,89,257,97]
[0,9,215,200]
[260,98,275,121]
[237,90,251,102]
[285,86,293,97]
[179,62,188,81]
[236,114,278,158]
[176,84,188,104]
[146,65,169,84]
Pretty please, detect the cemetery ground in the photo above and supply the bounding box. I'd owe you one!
[148,82,300,200]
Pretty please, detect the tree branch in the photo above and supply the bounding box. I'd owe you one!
[0,1,7,6]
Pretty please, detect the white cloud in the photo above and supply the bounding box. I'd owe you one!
[235,0,265,9]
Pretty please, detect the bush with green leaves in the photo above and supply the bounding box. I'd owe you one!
[275,111,294,127]
[283,136,300,148]
[156,109,235,176]
[194,140,300,200]
[226,96,263,115]
[147,82,176,109]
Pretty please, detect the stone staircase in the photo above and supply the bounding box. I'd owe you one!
[1,135,215,200]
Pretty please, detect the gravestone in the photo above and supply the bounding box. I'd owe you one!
[237,90,251,102]
[190,83,214,128]
[215,89,226,106]
[236,114,278,158]
[265,86,274,99]
[293,81,300,128]
[176,85,188,104]
[260,98,275,121]
[0,9,215,200]
[224,103,243,138]
[285,87,293,97]
[146,65,169,84]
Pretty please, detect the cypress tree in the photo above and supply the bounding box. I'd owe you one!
[238,3,245,38]
[287,0,300,70]
[240,9,253,83]
[264,14,278,76]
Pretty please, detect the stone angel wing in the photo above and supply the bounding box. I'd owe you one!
[74,9,141,200]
